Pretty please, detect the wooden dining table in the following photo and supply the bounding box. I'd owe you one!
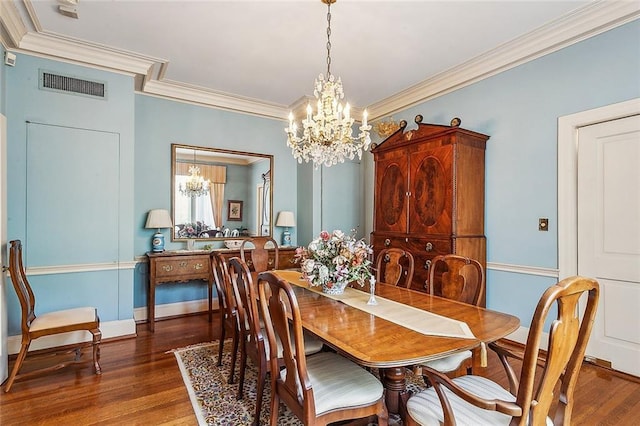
[271,270,521,420]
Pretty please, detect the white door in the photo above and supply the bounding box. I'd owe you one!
[577,114,640,377]
[0,113,7,384]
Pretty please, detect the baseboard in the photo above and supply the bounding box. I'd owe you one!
[7,318,136,355]
[133,298,220,322]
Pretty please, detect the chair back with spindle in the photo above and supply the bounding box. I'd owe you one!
[375,248,415,287]
[428,254,485,306]
[240,237,279,273]
[514,276,599,424]
[211,253,236,322]
[9,240,37,335]
[228,257,264,353]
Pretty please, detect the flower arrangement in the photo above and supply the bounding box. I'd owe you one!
[295,229,373,294]
[177,221,210,238]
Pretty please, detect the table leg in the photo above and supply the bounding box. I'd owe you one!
[149,277,156,332]
[381,366,410,420]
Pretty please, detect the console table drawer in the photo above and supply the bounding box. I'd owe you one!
[154,256,208,280]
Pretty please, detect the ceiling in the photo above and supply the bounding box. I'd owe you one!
[1,1,638,121]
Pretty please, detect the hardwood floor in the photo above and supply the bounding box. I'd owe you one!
[1,313,639,425]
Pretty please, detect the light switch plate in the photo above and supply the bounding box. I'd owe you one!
[539,218,549,231]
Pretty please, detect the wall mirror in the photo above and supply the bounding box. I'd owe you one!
[171,143,273,241]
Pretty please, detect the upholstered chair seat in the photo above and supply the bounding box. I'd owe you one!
[293,351,384,416]
[407,375,553,426]
[29,307,98,333]
[418,350,472,374]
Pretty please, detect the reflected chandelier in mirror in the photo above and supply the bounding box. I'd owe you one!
[171,144,273,241]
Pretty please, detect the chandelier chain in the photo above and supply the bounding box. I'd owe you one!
[326,3,332,76]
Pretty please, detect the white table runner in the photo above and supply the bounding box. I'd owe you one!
[273,270,475,340]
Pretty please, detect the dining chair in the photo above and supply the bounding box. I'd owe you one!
[210,253,240,381]
[257,271,389,426]
[374,248,415,288]
[228,257,323,425]
[240,236,279,273]
[416,254,485,377]
[406,275,599,426]
[4,240,102,392]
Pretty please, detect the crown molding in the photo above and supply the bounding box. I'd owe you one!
[18,31,159,77]
[142,79,289,120]
[0,0,27,48]
[2,0,638,121]
[368,0,640,120]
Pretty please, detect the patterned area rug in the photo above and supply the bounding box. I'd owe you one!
[172,340,427,425]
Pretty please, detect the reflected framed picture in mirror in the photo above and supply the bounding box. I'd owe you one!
[228,200,243,221]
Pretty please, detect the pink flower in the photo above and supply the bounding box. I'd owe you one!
[319,230,330,241]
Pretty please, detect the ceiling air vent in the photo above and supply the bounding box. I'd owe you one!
[39,70,107,99]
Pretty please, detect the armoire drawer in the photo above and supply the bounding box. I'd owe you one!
[404,237,451,257]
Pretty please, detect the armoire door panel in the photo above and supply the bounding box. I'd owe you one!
[375,155,408,233]
[409,145,453,234]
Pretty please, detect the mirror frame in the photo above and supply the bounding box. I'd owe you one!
[171,143,274,242]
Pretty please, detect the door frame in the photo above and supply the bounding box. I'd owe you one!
[1,113,7,383]
[558,98,640,279]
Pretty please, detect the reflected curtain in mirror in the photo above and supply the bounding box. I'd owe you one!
[261,171,271,236]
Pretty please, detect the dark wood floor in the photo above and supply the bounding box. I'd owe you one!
[1,313,639,425]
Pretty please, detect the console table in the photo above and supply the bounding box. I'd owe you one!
[147,250,213,332]
[146,247,298,331]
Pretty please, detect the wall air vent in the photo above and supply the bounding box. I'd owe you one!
[39,70,107,99]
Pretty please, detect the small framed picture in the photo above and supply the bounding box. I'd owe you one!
[228,200,243,221]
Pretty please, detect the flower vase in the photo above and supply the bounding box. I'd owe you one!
[322,280,348,295]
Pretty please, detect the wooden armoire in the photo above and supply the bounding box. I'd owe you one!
[371,115,489,305]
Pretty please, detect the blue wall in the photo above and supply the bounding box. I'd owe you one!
[372,20,639,326]
[5,54,136,333]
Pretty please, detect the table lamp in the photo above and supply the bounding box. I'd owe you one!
[145,209,173,252]
[275,211,296,247]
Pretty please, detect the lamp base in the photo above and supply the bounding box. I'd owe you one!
[151,231,165,252]
[281,229,291,247]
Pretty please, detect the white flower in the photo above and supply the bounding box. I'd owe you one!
[318,265,329,281]
[302,259,315,274]
[333,230,345,239]
[333,255,347,266]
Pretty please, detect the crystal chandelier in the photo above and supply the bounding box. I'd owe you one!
[179,152,210,198]
[285,0,371,169]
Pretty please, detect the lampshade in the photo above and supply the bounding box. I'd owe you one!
[145,209,173,229]
[275,211,296,228]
